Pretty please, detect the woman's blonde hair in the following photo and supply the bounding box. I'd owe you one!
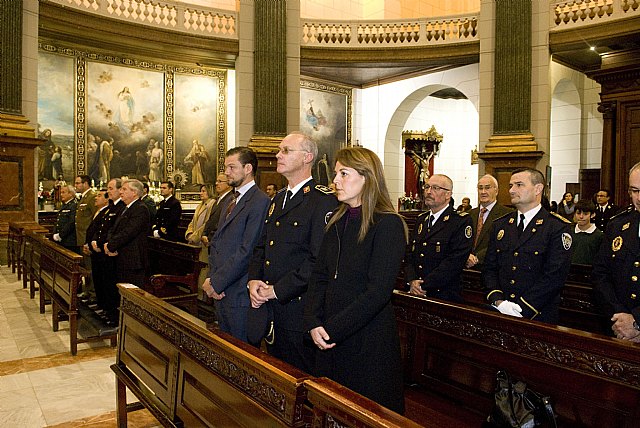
[327,147,408,242]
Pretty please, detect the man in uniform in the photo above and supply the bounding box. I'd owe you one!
[483,168,573,324]
[466,174,512,269]
[406,174,473,302]
[247,132,337,372]
[74,175,97,298]
[265,183,278,201]
[152,181,182,241]
[594,189,618,231]
[592,162,640,342]
[53,185,78,252]
[83,189,112,316]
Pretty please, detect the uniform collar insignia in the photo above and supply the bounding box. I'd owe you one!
[303,185,310,194]
[622,222,630,231]
[509,218,514,224]
[443,215,449,221]
[536,219,543,225]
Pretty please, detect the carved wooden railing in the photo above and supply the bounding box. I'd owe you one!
[47,0,237,38]
[301,14,478,47]
[551,0,640,29]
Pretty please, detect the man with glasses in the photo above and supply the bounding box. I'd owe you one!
[406,174,473,302]
[202,172,234,247]
[483,168,573,323]
[466,174,512,269]
[592,162,640,342]
[594,189,618,231]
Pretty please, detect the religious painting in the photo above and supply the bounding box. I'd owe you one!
[37,52,75,183]
[300,80,352,186]
[86,61,164,185]
[174,72,220,190]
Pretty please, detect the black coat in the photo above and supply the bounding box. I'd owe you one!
[592,207,640,321]
[203,191,233,242]
[405,206,473,302]
[594,203,619,231]
[107,199,151,276]
[304,212,405,414]
[53,199,78,249]
[483,209,573,323]
[153,195,182,241]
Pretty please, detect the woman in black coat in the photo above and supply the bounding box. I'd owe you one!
[304,147,408,414]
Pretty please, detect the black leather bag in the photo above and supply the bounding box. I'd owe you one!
[485,370,557,428]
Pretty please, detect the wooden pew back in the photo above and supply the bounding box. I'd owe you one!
[23,230,48,299]
[393,291,640,427]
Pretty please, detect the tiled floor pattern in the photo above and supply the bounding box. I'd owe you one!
[0,265,160,427]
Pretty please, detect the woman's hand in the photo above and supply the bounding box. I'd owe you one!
[310,326,336,350]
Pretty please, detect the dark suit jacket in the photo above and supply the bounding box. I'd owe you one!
[248,181,337,333]
[470,203,513,265]
[209,185,270,307]
[594,203,618,231]
[203,191,233,242]
[141,194,157,222]
[153,195,182,241]
[54,199,78,249]
[107,199,151,273]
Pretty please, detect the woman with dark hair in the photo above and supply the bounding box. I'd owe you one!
[557,191,575,221]
[304,147,408,414]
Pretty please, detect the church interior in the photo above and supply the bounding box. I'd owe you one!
[2,0,640,426]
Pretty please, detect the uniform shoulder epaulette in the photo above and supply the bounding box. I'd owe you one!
[276,187,286,195]
[549,211,572,224]
[457,211,469,216]
[315,184,335,194]
[610,204,634,220]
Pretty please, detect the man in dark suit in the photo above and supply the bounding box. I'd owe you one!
[83,189,111,310]
[594,189,618,231]
[466,174,512,269]
[247,133,337,371]
[152,181,182,241]
[405,174,473,303]
[105,179,151,301]
[483,168,573,324]
[203,147,270,342]
[201,172,233,248]
[53,185,78,252]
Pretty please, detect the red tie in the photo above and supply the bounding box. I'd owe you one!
[226,191,240,218]
[474,207,488,248]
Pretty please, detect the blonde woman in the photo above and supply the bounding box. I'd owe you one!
[186,184,215,294]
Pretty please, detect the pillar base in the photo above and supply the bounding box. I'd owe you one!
[0,113,36,139]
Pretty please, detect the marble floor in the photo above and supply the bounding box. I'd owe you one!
[0,265,160,427]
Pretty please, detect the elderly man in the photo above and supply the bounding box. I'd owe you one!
[593,162,640,341]
[247,132,337,371]
[466,174,512,269]
[53,185,78,252]
[201,173,234,248]
[203,147,270,342]
[483,168,573,323]
[405,174,473,302]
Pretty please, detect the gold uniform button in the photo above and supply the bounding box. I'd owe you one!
[510,280,515,285]
[420,254,424,257]
[631,294,637,299]
[265,281,270,285]
[512,266,516,271]
[265,260,270,266]
[275,221,280,226]
[514,252,519,257]
[635,262,640,267]
[269,240,274,246]
[534,251,539,255]
[293,221,298,226]
[418,265,423,269]
[423,242,427,246]
[510,294,516,299]
[632,276,638,282]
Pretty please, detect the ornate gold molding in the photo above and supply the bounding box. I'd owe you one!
[0,113,36,139]
[485,133,538,153]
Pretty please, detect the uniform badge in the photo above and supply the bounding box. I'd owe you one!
[443,215,450,221]
[508,218,514,224]
[303,185,310,194]
[161,227,167,234]
[418,223,423,234]
[324,211,333,225]
[465,225,472,239]
[497,229,505,241]
[612,236,623,252]
[268,203,275,217]
[536,219,543,225]
[561,233,572,250]
[622,222,630,231]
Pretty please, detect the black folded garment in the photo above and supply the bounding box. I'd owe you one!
[246,303,274,347]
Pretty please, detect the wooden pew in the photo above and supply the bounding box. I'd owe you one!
[8,221,47,280]
[114,285,424,428]
[393,290,640,427]
[23,230,49,299]
[145,236,205,315]
[38,239,117,355]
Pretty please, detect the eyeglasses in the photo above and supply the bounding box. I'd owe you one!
[423,184,451,192]
[278,147,309,155]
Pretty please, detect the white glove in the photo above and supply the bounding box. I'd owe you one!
[53,233,61,242]
[153,230,160,238]
[496,300,523,317]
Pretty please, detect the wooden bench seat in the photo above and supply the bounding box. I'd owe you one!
[8,221,48,282]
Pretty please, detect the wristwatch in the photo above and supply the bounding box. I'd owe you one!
[633,321,640,332]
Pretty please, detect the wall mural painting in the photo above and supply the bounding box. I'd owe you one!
[174,73,219,190]
[300,80,352,186]
[37,52,75,183]
[86,61,164,186]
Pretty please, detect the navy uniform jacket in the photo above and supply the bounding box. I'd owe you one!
[592,206,640,321]
[483,208,573,323]
[88,200,126,253]
[107,199,151,273]
[153,195,182,241]
[405,205,473,302]
[53,199,78,249]
[470,203,513,266]
[594,203,618,231]
[248,182,337,333]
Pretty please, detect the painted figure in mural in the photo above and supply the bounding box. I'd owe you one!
[185,139,208,185]
[99,138,113,183]
[316,153,331,186]
[52,146,64,180]
[88,135,102,183]
[136,150,150,180]
[116,86,135,133]
[406,148,434,198]
[305,99,327,131]
[86,135,97,174]
[39,129,55,180]
[148,139,163,182]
